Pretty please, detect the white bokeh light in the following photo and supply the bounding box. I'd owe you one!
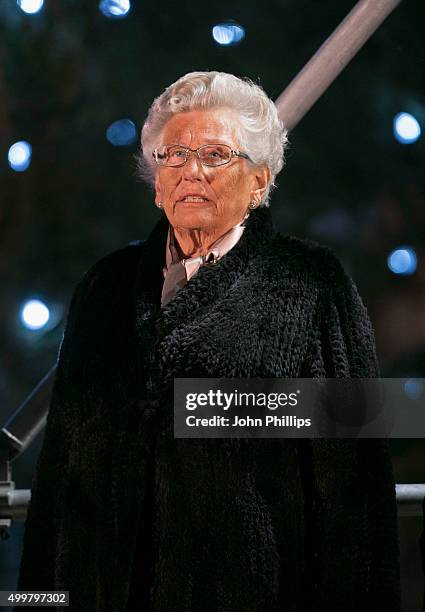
[99,0,131,18]
[393,112,421,144]
[387,247,417,275]
[21,299,50,330]
[212,23,245,46]
[8,141,32,172]
[17,0,44,15]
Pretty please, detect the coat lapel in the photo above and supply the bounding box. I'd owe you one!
[157,207,274,335]
[132,207,275,385]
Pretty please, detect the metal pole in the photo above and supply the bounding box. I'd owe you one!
[396,484,425,517]
[1,364,56,460]
[275,0,402,131]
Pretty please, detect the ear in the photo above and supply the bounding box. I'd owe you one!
[250,165,271,205]
[155,174,162,204]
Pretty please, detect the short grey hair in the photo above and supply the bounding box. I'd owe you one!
[135,71,289,207]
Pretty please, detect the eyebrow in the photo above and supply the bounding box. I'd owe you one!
[164,140,236,147]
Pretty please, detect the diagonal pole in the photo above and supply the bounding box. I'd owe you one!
[275,0,402,131]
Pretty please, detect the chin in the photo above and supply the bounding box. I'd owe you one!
[172,208,216,230]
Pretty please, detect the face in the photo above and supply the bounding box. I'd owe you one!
[154,108,271,236]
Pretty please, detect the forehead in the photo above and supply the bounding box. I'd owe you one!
[160,108,240,147]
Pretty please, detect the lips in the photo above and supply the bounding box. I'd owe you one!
[177,194,209,202]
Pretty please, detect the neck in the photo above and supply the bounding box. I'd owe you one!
[172,224,236,259]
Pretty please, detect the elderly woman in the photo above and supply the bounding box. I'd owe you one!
[18,71,400,611]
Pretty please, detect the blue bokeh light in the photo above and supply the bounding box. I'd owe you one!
[99,0,131,19]
[387,247,417,275]
[8,141,32,172]
[403,379,424,400]
[20,299,50,330]
[393,112,421,144]
[17,0,44,14]
[106,119,137,146]
[212,22,245,46]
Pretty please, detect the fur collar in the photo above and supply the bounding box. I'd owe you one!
[132,207,275,376]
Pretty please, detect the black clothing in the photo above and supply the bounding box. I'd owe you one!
[18,207,400,611]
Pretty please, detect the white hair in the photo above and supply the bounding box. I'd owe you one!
[135,71,289,207]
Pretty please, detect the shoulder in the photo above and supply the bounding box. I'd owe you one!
[58,241,145,354]
[266,232,353,293]
[51,242,147,404]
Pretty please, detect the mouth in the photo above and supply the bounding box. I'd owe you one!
[178,195,209,202]
[176,196,211,206]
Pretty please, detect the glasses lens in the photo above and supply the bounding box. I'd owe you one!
[199,145,231,166]
[157,145,187,166]
[155,144,233,166]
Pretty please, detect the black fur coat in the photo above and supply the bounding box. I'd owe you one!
[18,207,400,611]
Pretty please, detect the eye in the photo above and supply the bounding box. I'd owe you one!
[206,148,223,158]
[167,147,186,160]
[201,145,230,163]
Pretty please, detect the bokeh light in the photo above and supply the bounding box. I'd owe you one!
[393,112,421,144]
[17,0,44,14]
[20,299,50,330]
[99,0,131,19]
[387,247,417,275]
[8,141,32,172]
[106,119,137,146]
[212,22,245,46]
[403,379,424,400]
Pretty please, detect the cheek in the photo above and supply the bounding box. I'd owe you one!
[158,175,178,198]
[216,169,249,202]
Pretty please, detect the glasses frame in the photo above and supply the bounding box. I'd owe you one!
[152,143,252,168]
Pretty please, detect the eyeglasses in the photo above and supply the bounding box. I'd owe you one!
[152,143,252,168]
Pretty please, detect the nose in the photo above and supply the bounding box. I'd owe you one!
[182,150,204,180]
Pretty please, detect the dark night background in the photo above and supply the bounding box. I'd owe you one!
[0,0,424,609]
